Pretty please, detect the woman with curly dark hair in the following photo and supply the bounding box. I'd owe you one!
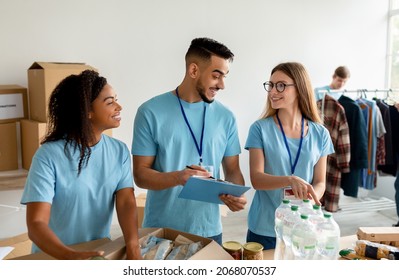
[21,70,142,259]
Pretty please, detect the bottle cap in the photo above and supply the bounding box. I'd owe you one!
[300,214,309,219]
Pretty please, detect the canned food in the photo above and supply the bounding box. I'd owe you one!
[243,242,263,260]
[222,241,243,260]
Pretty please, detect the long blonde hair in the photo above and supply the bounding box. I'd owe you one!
[260,62,321,123]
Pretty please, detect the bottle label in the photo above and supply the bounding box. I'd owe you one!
[304,245,316,249]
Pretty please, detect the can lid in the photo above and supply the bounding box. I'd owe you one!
[222,241,242,251]
[243,242,263,252]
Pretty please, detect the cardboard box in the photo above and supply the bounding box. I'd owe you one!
[28,62,96,122]
[8,228,233,260]
[8,237,110,260]
[0,233,32,260]
[94,228,233,260]
[137,228,233,260]
[7,228,149,260]
[357,227,399,247]
[20,119,47,170]
[0,85,28,124]
[0,122,18,171]
[20,119,113,170]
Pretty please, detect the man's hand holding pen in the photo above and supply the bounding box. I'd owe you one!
[184,165,247,211]
[185,165,214,178]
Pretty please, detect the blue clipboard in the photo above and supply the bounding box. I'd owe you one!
[178,177,251,205]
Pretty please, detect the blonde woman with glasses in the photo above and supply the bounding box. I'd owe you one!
[244,62,334,250]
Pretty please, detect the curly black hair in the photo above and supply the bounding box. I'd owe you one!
[42,70,107,175]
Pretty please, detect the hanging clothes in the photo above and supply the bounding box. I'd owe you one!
[317,94,351,212]
[376,99,393,170]
[357,98,386,191]
[379,104,399,176]
[338,95,368,197]
[376,99,393,167]
[375,105,387,167]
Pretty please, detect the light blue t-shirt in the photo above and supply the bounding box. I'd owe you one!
[132,92,241,237]
[245,117,334,238]
[314,85,342,101]
[21,135,134,253]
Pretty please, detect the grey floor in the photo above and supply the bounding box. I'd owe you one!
[0,170,398,245]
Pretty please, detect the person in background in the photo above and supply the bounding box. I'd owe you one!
[394,102,399,227]
[21,70,142,260]
[245,62,334,249]
[314,66,351,101]
[131,37,246,245]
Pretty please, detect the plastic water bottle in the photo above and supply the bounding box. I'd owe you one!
[291,214,318,260]
[282,205,301,259]
[274,199,291,260]
[316,212,341,260]
[299,199,313,216]
[309,204,324,226]
[312,204,323,217]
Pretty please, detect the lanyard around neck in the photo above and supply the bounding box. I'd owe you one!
[175,87,207,165]
[276,111,304,174]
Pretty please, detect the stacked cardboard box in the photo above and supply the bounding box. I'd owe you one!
[0,85,28,124]
[20,119,47,170]
[1,63,115,171]
[27,62,97,123]
[0,122,18,171]
[0,85,28,171]
[21,62,115,170]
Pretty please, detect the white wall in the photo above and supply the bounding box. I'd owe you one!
[0,0,394,199]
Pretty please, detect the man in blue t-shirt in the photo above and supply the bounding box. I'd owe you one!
[131,38,246,244]
[314,66,351,101]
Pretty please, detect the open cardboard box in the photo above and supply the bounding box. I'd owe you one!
[96,227,233,260]
[138,228,233,260]
[0,233,32,260]
[7,228,233,260]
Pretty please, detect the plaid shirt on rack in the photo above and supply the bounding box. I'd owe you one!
[317,94,351,212]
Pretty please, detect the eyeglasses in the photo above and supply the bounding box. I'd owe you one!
[263,81,296,93]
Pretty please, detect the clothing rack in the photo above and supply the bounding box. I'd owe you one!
[318,88,399,95]
[317,87,399,127]
[318,88,399,106]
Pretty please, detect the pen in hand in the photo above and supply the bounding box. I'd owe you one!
[185,165,216,180]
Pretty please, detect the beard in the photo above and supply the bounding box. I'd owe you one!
[196,81,215,104]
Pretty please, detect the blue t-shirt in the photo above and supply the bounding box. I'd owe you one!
[21,135,133,253]
[132,91,241,237]
[245,117,334,237]
[314,85,343,101]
